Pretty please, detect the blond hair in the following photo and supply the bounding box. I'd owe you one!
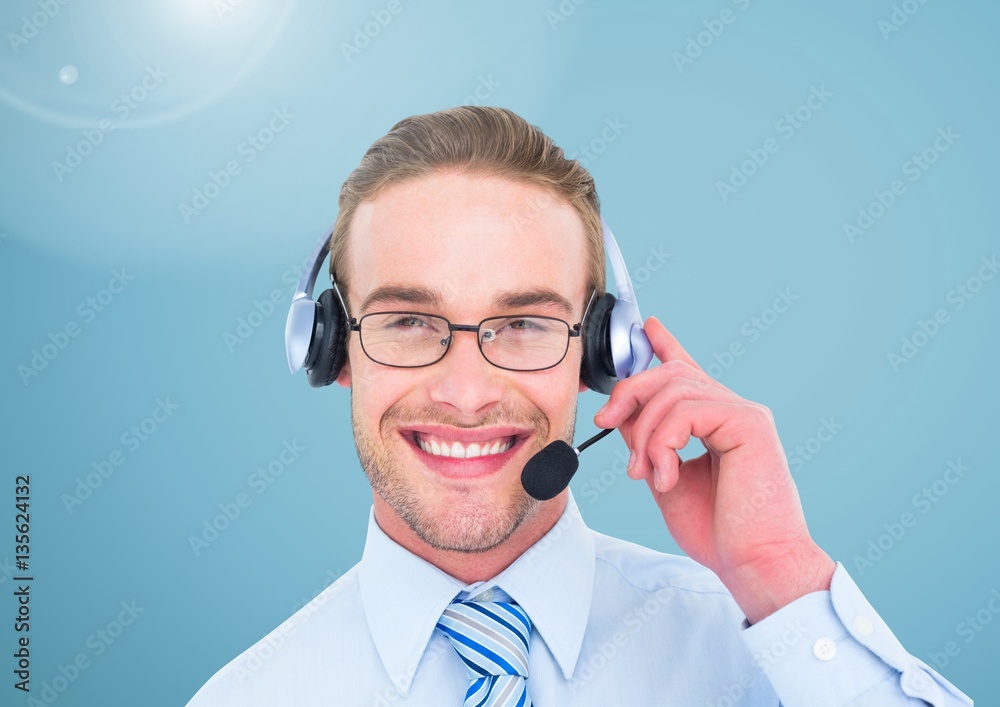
[329,106,604,312]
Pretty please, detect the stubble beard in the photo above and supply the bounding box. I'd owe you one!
[352,393,576,554]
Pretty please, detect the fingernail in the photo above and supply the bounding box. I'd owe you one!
[626,450,635,472]
[595,402,610,418]
[654,468,664,492]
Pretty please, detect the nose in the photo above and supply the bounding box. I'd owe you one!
[426,328,505,416]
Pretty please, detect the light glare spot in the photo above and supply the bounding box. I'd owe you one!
[59,65,78,85]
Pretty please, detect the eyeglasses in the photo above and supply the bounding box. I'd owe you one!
[347,311,583,372]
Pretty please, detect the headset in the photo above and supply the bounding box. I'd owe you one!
[284,216,654,395]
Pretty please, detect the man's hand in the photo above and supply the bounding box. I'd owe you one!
[594,316,836,624]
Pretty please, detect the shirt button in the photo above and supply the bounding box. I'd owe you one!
[813,638,837,661]
[853,615,874,636]
[902,667,932,692]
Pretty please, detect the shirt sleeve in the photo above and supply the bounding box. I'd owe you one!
[738,562,973,706]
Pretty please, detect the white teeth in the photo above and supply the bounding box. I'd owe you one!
[416,435,513,459]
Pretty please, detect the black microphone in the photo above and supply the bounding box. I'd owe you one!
[521,428,615,501]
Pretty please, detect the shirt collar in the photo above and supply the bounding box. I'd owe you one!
[358,490,595,695]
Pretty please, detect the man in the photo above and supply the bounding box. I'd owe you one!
[188,107,972,705]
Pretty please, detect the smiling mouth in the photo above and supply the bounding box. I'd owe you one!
[411,432,517,459]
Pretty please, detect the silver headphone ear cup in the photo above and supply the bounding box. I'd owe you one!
[580,293,618,395]
[305,289,348,388]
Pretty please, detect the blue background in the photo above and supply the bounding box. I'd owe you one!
[2,1,997,704]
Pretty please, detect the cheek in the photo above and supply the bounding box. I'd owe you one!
[349,338,388,391]
[525,368,580,417]
[348,349,396,433]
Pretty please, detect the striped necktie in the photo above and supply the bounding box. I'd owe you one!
[436,594,534,707]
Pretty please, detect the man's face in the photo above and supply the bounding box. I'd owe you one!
[337,170,591,553]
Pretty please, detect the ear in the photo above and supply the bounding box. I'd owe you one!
[578,379,588,393]
[335,355,352,388]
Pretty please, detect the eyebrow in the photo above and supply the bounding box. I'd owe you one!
[359,285,576,319]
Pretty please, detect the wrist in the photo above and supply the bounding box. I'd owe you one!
[719,544,837,625]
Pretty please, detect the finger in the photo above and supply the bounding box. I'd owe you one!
[627,377,744,478]
[641,446,681,495]
[595,358,726,429]
[645,451,716,530]
[644,316,705,372]
[631,399,768,490]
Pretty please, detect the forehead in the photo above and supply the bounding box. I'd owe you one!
[345,171,590,318]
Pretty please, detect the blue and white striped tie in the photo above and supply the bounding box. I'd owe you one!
[436,596,534,707]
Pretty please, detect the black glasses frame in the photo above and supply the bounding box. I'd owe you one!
[348,311,583,372]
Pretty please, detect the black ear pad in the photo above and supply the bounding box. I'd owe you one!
[305,288,349,388]
[580,292,618,395]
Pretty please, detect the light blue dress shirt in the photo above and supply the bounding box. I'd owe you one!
[187,490,972,705]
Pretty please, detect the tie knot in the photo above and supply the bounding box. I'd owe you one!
[436,599,533,679]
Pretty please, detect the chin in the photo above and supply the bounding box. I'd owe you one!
[399,483,537,554]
